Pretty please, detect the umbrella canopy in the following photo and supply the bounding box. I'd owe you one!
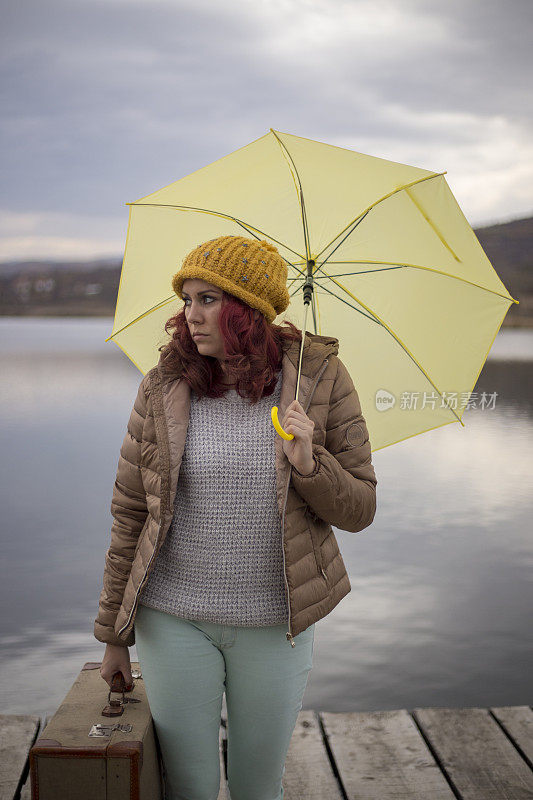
[107,128,518,451]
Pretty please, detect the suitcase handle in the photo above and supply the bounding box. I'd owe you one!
[101,670,133,717]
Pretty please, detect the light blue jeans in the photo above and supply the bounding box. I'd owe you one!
[134,603,315,800]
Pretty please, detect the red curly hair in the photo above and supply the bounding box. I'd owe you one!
[158,290,302,404]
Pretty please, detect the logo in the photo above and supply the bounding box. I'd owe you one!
[375,389,395,411]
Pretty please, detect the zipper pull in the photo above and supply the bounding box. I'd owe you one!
[286,632,296,647]
[321,567,328,581]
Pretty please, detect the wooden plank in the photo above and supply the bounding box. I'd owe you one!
[0,713,41,800]
[491,706,533,767]
[321,709,455,799]
[282,710,343,799]
[414,706,533,800]
[10,704,533,799]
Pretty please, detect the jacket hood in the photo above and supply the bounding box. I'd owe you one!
[155,330,339,385]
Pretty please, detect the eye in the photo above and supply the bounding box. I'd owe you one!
[183,296,216,306]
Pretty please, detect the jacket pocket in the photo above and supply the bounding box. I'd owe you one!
[133,516,150,559]
[306,510,329,586]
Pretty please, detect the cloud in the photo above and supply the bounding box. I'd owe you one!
[0,210,124,259]
[335,108,533,225]
[1,0,531,259]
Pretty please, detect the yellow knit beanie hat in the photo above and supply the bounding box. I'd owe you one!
[171,235,290,324]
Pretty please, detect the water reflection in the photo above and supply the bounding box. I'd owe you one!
[0,318,532,718]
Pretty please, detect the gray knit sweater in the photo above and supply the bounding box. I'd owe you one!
[138,372,288,626]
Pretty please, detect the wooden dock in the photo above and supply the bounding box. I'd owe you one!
[2,704,532,799]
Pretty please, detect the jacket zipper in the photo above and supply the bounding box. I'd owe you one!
[117,524,166,637]
[283,356,329,648]
[119,356,331,643]
[117,372,171,639]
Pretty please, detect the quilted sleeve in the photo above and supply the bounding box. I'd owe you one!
[94,375,149,646]
[291,356,377,533]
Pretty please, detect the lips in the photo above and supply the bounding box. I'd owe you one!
[193,333,208,339]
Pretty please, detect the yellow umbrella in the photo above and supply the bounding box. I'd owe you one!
[106,128,518,451]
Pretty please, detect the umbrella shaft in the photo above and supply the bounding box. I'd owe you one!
[303,259,315,305]
[295,260,315,402]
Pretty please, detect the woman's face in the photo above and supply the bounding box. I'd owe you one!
[182,278,226,363]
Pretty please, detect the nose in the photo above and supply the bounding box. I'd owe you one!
[186,299,205,321]
[185,302,208,333]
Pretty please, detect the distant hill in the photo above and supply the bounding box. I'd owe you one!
[1,214,532,324]
[0,256,121,278]
[474,215,533,294]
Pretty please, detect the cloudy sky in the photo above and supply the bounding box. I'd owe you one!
[1,0,531,261]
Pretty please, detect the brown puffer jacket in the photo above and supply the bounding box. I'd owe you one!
[94,332,377,649]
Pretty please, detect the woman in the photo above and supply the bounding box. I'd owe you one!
[95,234,377,800]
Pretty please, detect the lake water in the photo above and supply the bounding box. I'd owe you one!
[0,318,532,719]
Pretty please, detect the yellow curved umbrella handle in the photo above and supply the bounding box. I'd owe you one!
[271,406,294,440]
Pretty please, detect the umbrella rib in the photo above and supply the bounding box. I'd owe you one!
[297,267,405,278]
[105,295,177,341]
[107,268,305,342]
[312,260,519,305]
[403,186,460,262]
[289,281,381,326]
[306,273,466,426]
[311,210,372,272]
[106,258,308,345]
[269,128,312,261]
[126,201,306,262]
[315,171,447,263]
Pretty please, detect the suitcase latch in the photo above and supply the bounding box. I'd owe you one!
[89,723,133,737]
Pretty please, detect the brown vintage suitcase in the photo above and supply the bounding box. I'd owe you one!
[29,661,164,800]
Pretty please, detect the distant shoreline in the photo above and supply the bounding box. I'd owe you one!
[1,300,532,328]
[2,214,532,326]
[1,309,532,328]
[2,213,531,325]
